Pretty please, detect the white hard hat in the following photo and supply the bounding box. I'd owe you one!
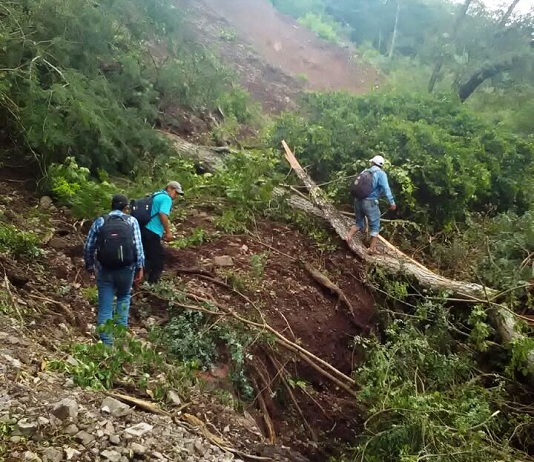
[370,155,385,167]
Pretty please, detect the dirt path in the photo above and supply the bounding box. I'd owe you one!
[180,0,380,112]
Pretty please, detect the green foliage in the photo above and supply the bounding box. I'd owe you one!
[51,330,192,399]
[170,227,212,249]
[428,210,534,291]
[211,149,282,233]
[48,157,116,219]
[271,91,534,230]
[298,13,342,44]
[350,304,529,462]
[0,0,251,175]
[159,309,255,399]
[0,223,42,259]
[82,286,99,305]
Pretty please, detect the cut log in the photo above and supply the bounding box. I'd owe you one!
[281,140,534,374]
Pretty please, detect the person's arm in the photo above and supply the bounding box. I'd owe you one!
[83,218,102,272]
[158,196,173,241]
[378,171,396,208]
[131,218,145,283]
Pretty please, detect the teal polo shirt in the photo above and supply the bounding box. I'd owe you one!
[145,190,172,237]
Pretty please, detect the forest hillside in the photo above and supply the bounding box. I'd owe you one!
[0,0,533,461]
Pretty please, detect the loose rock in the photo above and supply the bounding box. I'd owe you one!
[51,398,79,422]
[213,255,234,267]
[42,447,63,462]
[101,397,131,418]
[124,422,153,437]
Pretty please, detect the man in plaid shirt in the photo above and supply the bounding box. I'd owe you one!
[84,194,144,345]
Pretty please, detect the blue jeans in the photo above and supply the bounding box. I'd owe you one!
[354,199,381,237]
[96,265,135,345]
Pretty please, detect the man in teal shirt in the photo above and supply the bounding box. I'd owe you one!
[141,181,184,283]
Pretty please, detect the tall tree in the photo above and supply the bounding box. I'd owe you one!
[428,0,473,93]
[388,0,401,59]
[456,0,531,101]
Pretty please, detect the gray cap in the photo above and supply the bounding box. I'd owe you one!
[166,181,184,195]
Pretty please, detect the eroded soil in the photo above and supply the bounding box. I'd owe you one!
[0,170,376,460]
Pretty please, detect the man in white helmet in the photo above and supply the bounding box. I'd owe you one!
[346,154,396,253]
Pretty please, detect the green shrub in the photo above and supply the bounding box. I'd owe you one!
[271,91,534,230]
[350,304,530,462]
[48,157,116,219]
[51,329,192,399]
[0,224,42,259]
[298,13,342,44]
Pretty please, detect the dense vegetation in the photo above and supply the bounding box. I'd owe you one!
[1,0,534,461]
[270,0,534,134]
[0,0,254,174]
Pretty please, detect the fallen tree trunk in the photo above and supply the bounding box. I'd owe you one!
[281,140,533,373]
[160,130,533,373]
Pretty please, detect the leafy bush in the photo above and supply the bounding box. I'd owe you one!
[350,304,532,462]
[0,0,251,175]
[211,149,283,232]
[159,309,255,399]
[0,224,42,259]
[48,157,116,219]
[298,13,342,44]
[271,91,534,230]
[51,329,192,399]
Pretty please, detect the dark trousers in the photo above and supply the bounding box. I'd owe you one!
[141,227,165,284]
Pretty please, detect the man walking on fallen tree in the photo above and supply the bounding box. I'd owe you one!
[346,155,396,253]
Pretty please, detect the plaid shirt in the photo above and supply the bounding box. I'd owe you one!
[83,210,145,271]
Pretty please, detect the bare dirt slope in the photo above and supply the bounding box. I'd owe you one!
[180,0,380,112]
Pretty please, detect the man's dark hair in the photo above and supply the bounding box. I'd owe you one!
[111,194,129,211]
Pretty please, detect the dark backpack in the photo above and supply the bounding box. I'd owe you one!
[349,169,374,199]
[129,192,163,226]
[96,214,135,269]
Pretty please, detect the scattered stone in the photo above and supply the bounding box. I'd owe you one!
[65,447,81,460]
[194,440,206,456]
[64,423,79,435]
[103,421,115,435]
[39,196,54,209]
[101,449,122,462]
[2,354,22,368]
[166,390,182,406]
[51,398,78,421]
[130,443,146,455]
[109,434,120,445]
[65,356,79,367]
[124,422,153,437]
[16,418,39,437]
[101,397,131,417]
[10,435,23,443]
[75,430,95,445]
[24,451,42,461]
[213,255,234,267]
[42,447,63,462]
[38,416,50,426]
